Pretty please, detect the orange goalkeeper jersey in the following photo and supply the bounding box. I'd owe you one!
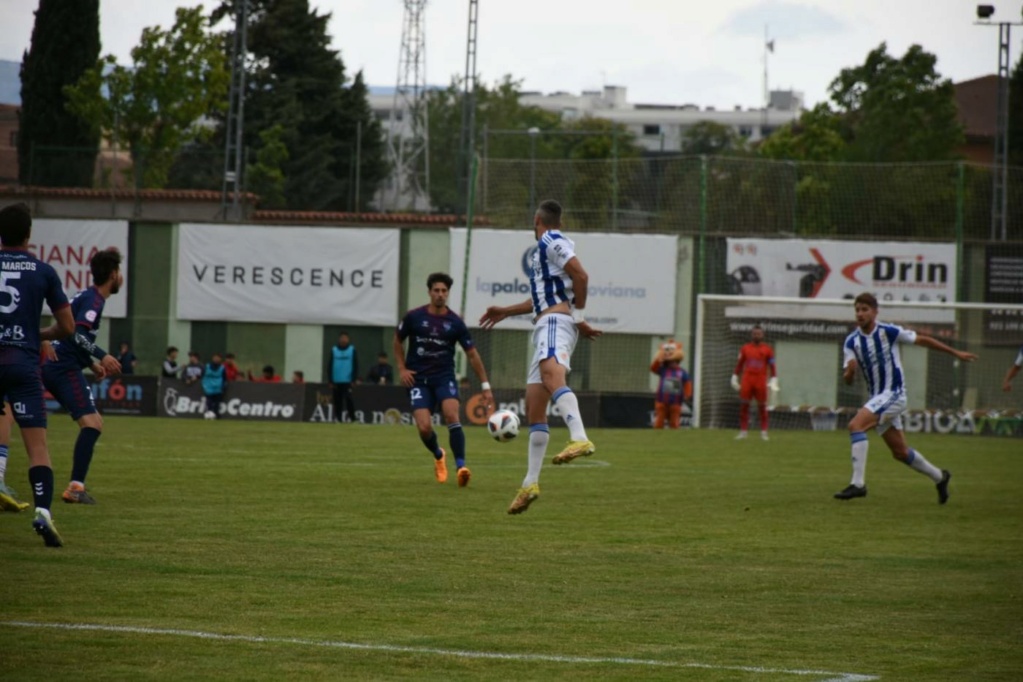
[735,342,775,381]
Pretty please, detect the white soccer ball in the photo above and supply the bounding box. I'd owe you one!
[487,409,520,442]
[203,410,217,420]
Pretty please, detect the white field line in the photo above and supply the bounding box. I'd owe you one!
[1,621,878,681]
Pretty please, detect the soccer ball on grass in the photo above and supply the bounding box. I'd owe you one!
[487,409,520,442]
[203,410,217,420]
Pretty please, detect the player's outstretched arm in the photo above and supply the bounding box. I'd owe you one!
[393,332,415,388]
[41,306,75,341]
[914,334,978,363]
[843,359,858,385]
[466,347,494,408]
[479,298,532,330]
[1003,365,1020,392]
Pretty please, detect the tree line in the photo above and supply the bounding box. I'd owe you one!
[16,0,1023,226]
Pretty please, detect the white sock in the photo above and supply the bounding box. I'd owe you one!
[552,387,588,442]
[523,425,549,487]
[850,431,868,487]
[0,450,7,485]
[906,448,942,483]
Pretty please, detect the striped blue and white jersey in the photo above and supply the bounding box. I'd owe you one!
[843,321,917,397]
[1014,345,1023,368]
[529,230,576,317]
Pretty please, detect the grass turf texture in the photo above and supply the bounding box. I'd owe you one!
[2,417,1021,681]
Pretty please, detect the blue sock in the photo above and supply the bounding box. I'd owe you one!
[448,423,466,469]
[29,465,53,510]
[421,431,443,459]
[71,427,102,484]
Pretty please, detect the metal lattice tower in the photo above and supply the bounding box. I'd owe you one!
[456,0,479,217]
[387,0,430,210]
[992,22,1011,241]
[221,0,248,220]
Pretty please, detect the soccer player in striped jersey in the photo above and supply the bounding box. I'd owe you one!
[834,292,977,503]
[1002,345,1022,392]
[479,199,602,515]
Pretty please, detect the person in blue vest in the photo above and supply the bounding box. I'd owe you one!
[330,332,358,423]
[202,352,227,419]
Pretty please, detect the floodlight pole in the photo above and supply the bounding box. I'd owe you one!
[975,10,1023,241]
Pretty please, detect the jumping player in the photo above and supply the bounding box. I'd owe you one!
[479,199,602,515]
[395,273,493,487]
[834,293,977,503]
[41,248,123,504]
[731,324,779,440]
[0,202,75,546]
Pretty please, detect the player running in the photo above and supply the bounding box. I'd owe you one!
[41,248,123,505]
[0,202,75,546]
[834,293,977,503]
[730,324,779,440]
[395,273,493,487]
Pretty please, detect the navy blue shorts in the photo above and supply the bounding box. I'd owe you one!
[42,361,97,421]
[0,362,47,428]
[408,375,460,413]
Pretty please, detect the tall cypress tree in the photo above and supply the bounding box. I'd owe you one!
[18,0,101,187]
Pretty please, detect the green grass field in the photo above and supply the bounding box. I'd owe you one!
[1,417,1021,681]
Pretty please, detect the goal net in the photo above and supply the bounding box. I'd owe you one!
[694,295,1023,436]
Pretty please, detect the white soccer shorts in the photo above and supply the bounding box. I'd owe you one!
[527,313,578,384]
[864,390,907,435]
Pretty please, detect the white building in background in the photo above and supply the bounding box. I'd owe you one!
[517,86,804,151]
[365,85,804,209]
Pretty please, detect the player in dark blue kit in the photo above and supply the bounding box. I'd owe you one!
[0,202,75,546]
[394,273,494,487]
[42,248,123,504]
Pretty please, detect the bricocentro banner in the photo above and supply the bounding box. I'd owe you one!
[158,379,304,421]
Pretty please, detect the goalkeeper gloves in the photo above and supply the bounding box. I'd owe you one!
[730,374,740,391]
[769,377,780,392]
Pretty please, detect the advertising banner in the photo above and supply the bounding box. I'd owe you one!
[92,376,158,416]
[177,223,399,325]
[30,219,129,318]
[158,379,304,421]
[449,229,678,334]
[984,244,1023,345]
[302,383,599,428]
[725,238,957,323]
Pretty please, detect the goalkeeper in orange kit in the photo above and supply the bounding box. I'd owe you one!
[731,325,778,440]
[651,340,692,429]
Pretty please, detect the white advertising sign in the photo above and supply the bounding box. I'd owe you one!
[31,219,129,318]
[450,229,677,334]
[177,224,399,325]
[725,238,957,322]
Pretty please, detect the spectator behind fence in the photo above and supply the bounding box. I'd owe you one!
[182,352,204,385]
[250,365,282,383]
[292,370,305,383]
[366,351,394,385]
[117,342,137,375]
[224,353,242,382]
[162,347,181,378]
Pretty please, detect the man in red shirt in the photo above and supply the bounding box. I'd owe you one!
[730,325,779,440]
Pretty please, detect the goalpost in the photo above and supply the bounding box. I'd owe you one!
[694,295,1023,433]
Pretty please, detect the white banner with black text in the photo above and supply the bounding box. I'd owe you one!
[31,219,129,318]
[176,223,399,325]
[449,229,677,334]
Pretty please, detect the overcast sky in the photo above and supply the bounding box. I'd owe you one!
[0,0,1014,109]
